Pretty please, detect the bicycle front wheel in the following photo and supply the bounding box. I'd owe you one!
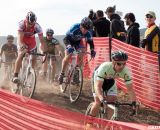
[46,65,52,84]
[20,68,36,100]
[69,67,83,103]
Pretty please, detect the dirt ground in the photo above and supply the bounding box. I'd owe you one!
[0,77,159,126]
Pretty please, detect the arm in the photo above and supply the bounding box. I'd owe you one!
[0,46,4,57]
[55,44,63,57]
[38,33,47,52]
[126,83,136,102]
[17,31,25,46]
[95,80,104,101]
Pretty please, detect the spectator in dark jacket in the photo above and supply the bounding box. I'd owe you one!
[105,6,126,42]
[124,13,140,47]
[93,10,110,37]
[88,9,97,22]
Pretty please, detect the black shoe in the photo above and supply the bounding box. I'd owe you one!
[12,76,19,84]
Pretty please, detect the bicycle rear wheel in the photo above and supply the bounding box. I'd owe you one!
[20,68,36,101]
[69,67,83,103]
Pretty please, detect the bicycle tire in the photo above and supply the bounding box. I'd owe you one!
[20,68,36,101]
[85,102,94,116]
[69,67,83,103]
[46,65,52,84]
[85,102,102,129]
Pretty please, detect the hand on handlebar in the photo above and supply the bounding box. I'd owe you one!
[100,99,107,107]
[91,50,96,58]
[130,101,138,116]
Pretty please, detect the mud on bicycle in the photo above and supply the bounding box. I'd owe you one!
[41,53,62,84]
[59,47,92,103]
[0,59,15,81]
[85,90,139,129]
[11,51,46,102]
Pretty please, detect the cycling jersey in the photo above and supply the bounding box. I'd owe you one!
[64,23,94,50]
[44,37,59,54]
[92,62,132,96]
[18,20,43,51]
[1,44,17,62]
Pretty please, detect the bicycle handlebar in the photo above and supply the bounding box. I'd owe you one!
[27,52,47,64]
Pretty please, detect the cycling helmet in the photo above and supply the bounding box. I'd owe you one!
[7,35,14,40]
[46,28,54,35]
[26,11,37,23]
[81,17,93,30]
[111,51,128,61]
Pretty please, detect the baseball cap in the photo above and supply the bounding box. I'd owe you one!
[145,11,156,18]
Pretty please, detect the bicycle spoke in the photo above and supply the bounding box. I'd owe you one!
[21,68,36,102]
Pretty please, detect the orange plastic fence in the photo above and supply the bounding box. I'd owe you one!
[83,37,160,111]
[0,90,149,130]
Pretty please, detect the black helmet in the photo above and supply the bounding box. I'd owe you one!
[111,51,128,61]
[26,11,37,23]
[7,35,14,40]
[46,28,54,35]
[81,17,93,30]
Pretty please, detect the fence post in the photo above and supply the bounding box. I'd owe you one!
[158,51,160,73]
[109,37,112,61]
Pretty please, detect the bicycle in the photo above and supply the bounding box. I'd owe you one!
[0,60,15,81]
[11,52,46,102]
[45,54,61,84]
[59,49,92,103]
[85,92,138,129]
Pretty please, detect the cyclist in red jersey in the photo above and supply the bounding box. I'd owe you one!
[12,11,46,83]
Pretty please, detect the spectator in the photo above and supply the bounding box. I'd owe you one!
[88,9,97,22]
[105,6,126,42]
[88,9,97,37]
[141,11,160,53]
[93,10,110,37]
[124,13,140,47]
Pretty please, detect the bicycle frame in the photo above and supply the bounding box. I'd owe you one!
[46,54,60,83]
[60,48,92,102]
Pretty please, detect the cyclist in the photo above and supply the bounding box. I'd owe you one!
[0,35,17,80]
[89,50,136,119]
[12,11,46,83]
[39,28,63,82]
[58,17,96,84]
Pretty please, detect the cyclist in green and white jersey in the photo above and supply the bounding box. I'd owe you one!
[89,50,136,118]
[39,28,62,81]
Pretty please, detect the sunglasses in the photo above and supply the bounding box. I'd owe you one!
[116,62,126,66]
[47,33,53,37]
[146,15,153,19]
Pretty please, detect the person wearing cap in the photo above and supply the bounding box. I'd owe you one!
[141,11,160,53]
[0,35,17,80]
[124,13,140,47]
[105,6,126,42]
